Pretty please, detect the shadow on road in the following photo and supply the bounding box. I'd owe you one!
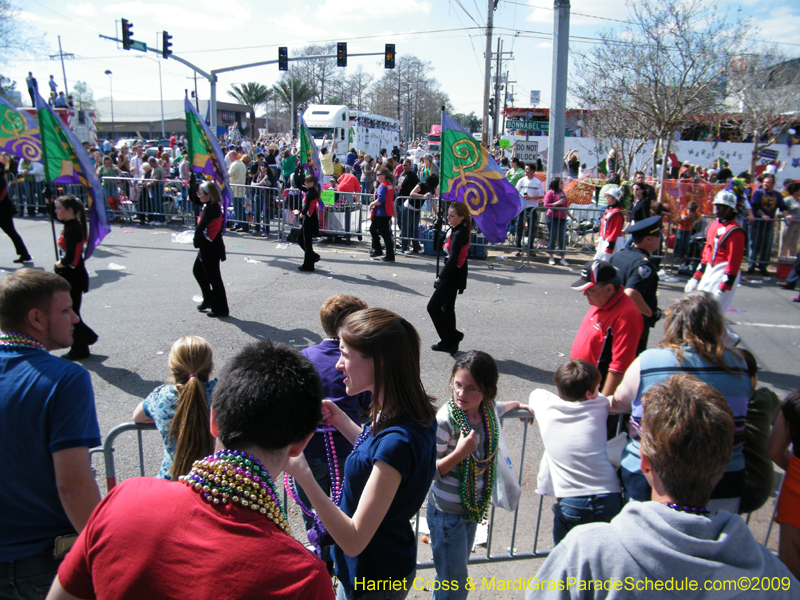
[79,354,165,399]
[494,358,555,387]
[221,317,321,348]
[758,370,800,395]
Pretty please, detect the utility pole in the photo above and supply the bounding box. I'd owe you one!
[546,0,571,185]
[502,71,514,132]
[492,37,502,139]
[49,36,74,97]
[481,0,495,148]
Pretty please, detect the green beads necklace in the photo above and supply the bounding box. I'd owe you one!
[447,399,499,523]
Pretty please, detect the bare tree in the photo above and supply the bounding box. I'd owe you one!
[582,106,651,178]
[347,66,374,112]
[293,43,342,105]
[723,50,800,173]
[0,0,44,68]
[573,0,748,192]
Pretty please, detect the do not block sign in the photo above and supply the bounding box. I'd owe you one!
[514,141,539,163]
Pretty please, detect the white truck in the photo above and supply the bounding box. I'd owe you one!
[303,104,400,163]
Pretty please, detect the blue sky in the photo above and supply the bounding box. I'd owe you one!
[6,0,800,117]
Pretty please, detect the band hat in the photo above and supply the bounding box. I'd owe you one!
[571,260,618,292]
[713,190,737,210]
[625,215,662,236]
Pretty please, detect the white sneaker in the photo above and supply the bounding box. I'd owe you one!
[560,258,570,267]
[548,257,556,265]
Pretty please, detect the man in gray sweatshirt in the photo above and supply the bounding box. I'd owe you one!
[528,373,799,599]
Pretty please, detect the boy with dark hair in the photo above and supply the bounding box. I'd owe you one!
[48,340,334,600]
[529,359,622,545]
[739,349,781,514]
[530,373,798,599]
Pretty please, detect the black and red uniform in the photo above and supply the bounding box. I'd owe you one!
[427,219,470,350]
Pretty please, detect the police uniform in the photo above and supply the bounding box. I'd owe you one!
[610,216,661,354]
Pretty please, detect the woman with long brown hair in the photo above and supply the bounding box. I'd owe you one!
[286,308,437,600]
[133,336,216,480]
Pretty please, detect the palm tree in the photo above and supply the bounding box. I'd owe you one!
[227,82,272,139]
[272,78,317,135]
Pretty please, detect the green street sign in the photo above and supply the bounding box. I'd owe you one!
[130,40,147,52]
[507,119,549,131]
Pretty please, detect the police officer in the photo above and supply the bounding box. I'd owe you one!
[610,215,662,354]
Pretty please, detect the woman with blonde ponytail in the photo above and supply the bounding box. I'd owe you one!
[133,336,216,479]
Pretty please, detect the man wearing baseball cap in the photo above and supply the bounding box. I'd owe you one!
[570,260,643,398]
[684,190,745,344]
[610,215,663,354]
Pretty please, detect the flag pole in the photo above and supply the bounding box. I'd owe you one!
[435,108,445,279]
[44,185,59,262]
[34,93,60,262]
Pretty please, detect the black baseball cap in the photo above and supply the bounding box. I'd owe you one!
[571,260,618,292]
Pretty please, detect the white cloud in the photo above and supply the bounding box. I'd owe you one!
[67,4,97,17]
[537,42,552,49]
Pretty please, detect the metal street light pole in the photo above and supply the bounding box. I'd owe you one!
[136,55,166,138]
[104,69,115,140]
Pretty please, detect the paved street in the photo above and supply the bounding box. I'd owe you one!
[3,215,798,596]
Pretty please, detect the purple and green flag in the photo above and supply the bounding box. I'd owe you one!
[440,111,522,243]
[0,98,42,161]
[298,113,321,184]
[184,96,231,227]
[35,92,109,259]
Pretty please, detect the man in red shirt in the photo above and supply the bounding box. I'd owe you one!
[47,340,334,600]
[570,260,644,397]
[333,166,361,239]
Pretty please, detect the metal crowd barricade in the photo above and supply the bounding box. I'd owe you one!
[9,179,48,217]
[99,176,196,224]
[95,422,158,491]
[92,410,553,566]
[91,408,781,565]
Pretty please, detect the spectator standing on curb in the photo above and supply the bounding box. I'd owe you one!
[748,174,786,276]
[0,269,102,598]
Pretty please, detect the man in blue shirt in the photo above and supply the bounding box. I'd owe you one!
[748,174,786,276]
[0,269,101,598]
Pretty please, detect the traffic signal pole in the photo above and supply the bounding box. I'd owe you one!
[101,28,386,135]
[207,52,384,132]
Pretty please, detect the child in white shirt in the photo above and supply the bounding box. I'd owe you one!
[530,359,623,545]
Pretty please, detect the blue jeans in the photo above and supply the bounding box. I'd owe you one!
[552,493,623,545]
[547,216,567,255]
[360,181,373,202]
[749,222,774,270]
[399,206,422,252]
[0,549,61,600]
[674,229,692,261]
[516,208,535,249]
[427,504,477,600]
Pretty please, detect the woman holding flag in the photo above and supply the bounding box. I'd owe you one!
[190,176,229,317]
[298,173,321,272]
[48,194,98,359]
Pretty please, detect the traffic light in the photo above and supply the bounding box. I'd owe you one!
[488,97,495,118]
[121,18,133,50]
[337,42,347,67]
[278,47,288,71]
[385,44,395,69]
[162,31,173,59]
